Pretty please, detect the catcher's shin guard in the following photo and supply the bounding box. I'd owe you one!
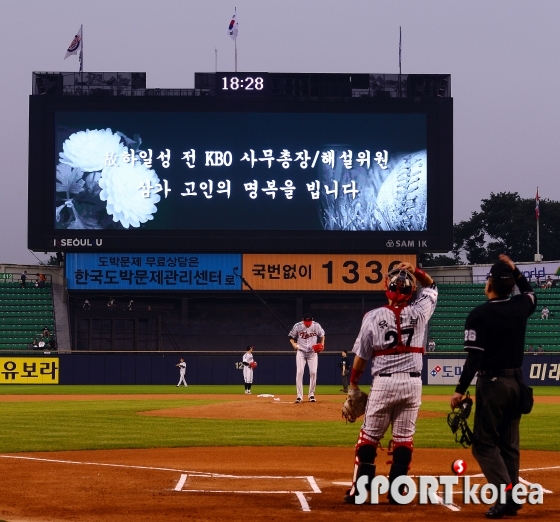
[387,441,413,504]
[344,430,378,504]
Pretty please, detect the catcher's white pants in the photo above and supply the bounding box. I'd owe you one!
[177,372,187,386]
[362,373,422,443]
[296,350,318,399]
[243,366,253,383]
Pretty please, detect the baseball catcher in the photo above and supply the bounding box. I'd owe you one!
[343,262,438,505]
[447,391,473,448]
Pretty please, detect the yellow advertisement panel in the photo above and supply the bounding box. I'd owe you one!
[242,254,418,291]
[0,358,59,384]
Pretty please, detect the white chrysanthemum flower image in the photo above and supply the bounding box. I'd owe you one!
[59,128,126,172]
[98,160,161,229]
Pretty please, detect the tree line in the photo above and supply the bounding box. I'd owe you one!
[420,192,560,266]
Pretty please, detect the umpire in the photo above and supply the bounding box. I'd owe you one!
[450,254,536,519]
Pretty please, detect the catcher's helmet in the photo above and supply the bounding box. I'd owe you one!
[385,268,417,305]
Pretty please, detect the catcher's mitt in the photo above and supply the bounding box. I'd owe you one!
[249,361,257,369]
[342,389,368,423]
[447,391,473,447]
[312,343,324,353]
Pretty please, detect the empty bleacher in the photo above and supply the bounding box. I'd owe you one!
[429,284,560,353]
[0,280,55,351]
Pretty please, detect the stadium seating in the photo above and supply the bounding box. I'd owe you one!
[429,285,560,353]
[0,281,55,350]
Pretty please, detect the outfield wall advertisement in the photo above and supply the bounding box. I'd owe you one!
[472,262,560,283]
[2,354,558,386]
[428,356,560,386]
[0,358,59,384]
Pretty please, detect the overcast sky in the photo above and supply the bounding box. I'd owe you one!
[1,0,558,264]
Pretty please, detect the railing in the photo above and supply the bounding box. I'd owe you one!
[472,275,559,286]
[431,275,480,284]
[49,277,57,350]
[0,272,52,287]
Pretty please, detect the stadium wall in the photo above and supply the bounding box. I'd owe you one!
[1,353,559,386]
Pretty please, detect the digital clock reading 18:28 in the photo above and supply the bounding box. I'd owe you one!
[217,73,269,94]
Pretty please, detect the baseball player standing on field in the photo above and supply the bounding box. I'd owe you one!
[344,262,437,504]
[242,345,255,394]
[340,351,349,393]
[176,358,187,387]
[450,255,536,518]
[289,314,325,403]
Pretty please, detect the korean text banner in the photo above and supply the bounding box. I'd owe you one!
[427,358,476,386]
[242,254,417,291]
[0,358,59,384]
[65,253,242,290]
[55,111,427,232]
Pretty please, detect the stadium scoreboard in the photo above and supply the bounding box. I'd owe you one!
[28,71,453,254]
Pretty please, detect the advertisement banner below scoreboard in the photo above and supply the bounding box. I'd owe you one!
[242,254,417,291]
[66,253,242,290]
[0,358,59,384]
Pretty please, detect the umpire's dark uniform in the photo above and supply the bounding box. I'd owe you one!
[454,259,536,513]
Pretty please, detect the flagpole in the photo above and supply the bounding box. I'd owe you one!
[398,26,402,98]
[79,24,83,73]
[537,215,540,257]
[536,187,540,259]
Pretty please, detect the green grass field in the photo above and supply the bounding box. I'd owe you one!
[0,385,558,453]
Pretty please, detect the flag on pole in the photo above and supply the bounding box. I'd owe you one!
[399,27,402,70]
[227,8,238,40]
[65,26,82,60]
[535,187,540,220]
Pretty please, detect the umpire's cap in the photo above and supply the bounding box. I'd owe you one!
[488,261,514,282]
[488,260,515,297]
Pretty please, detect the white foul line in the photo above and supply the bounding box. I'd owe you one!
[295,492,311,512]
[175,473,188,491]
[519,465,560,472]
[434,493,461,512]
[0,455,311,479]
[306,476,321,493]
[519,477,553,494]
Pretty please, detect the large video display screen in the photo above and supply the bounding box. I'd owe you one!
[29,95,452,253]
